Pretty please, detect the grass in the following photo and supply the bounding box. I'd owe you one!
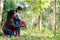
[0,27,60,40]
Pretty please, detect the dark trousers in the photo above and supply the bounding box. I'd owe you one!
[16,28,20,34]
[3,30,14,36]
[12,28,20,36]
[14,19,20,35]
[4,28,20,36]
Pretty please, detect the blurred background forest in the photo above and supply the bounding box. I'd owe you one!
[0,0,60,40]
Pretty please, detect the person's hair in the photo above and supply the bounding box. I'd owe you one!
[16,6,23,12]
[6,10,15,21]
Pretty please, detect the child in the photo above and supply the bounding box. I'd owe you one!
[13,6,23,36]
[2,10,20,36]
[14,6,26,37]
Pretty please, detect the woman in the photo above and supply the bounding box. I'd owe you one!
[2,10,20,36]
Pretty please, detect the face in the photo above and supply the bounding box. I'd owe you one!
[18,10,22,14]
[12,12,16,18]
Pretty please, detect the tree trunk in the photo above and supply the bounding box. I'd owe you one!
[53,0,56,37]
[38,15,42,32]
[38,0,42,32]
[0,0,4,27]
[31,15,34,30]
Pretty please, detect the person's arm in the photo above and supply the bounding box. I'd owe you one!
[9,19,20,29]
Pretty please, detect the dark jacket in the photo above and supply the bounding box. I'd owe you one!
[14,15,22,26]
[2,18,20,31]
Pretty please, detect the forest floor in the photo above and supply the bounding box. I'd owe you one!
[0,27,60,40]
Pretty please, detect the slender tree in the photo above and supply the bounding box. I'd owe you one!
[53,0,56,37]
[38,0,42,32]
[0,0,4,27]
